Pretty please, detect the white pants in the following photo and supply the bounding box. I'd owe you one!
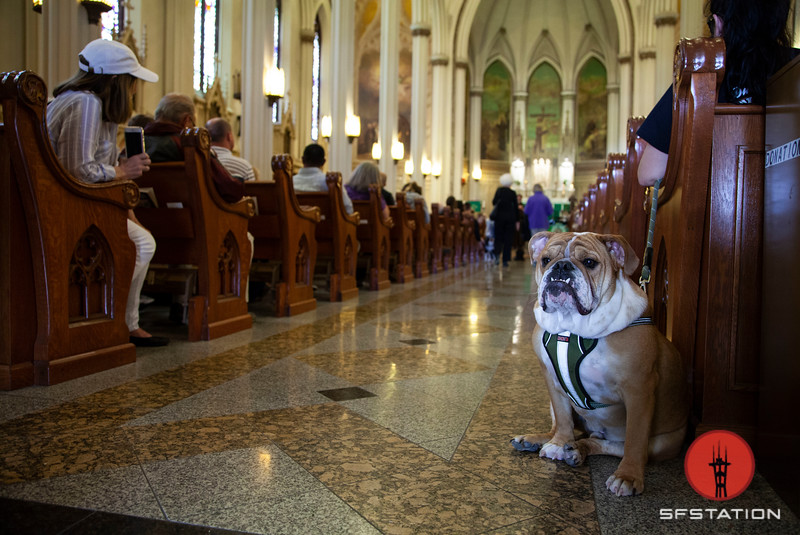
[126,219,156,331]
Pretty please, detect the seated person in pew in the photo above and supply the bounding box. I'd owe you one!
[128,113,154,129]
[637,0,798,187]
[293,143,354,214]
[205,117,257,182]
[401,181,430,224]
[380,172,395,207]
[143,93,245,203]
[345,162,391,222]
[143,94,255,301]
[46,38,168,347]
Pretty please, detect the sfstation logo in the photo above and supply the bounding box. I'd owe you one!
[660,430,782,521]
[685,429,754,500]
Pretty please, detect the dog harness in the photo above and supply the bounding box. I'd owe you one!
[542,317,654,410]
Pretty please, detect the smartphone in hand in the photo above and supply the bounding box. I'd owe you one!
[124,126,145,157]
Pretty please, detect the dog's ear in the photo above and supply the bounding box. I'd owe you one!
[600,234,640,276]
[528,232,552,265]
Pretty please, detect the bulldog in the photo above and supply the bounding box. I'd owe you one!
[511,232,688,496]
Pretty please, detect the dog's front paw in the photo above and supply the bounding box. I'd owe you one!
[510,435,544,453]
[563,441,586,467]
[605,471,644,496]
[539,440,568,461]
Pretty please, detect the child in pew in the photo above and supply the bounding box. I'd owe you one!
[637,0,799,187]
[46,38,169,347]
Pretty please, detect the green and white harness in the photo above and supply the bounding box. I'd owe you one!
[542,317,654,410]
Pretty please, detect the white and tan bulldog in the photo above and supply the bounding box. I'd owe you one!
[511,231,688,496]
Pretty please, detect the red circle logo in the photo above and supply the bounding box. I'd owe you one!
[684,430,755,501]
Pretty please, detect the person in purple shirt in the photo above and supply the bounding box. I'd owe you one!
[524,184,553,235]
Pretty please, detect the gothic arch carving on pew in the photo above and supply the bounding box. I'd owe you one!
[69,225,113,322]
[344,234,355,277]
[217,230,241,297]
[295,233,311,286]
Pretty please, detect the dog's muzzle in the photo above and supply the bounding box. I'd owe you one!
[542,260,592,316]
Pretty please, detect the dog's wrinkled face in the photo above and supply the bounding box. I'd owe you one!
[529,232,643,336]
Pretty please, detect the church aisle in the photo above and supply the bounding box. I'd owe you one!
[0,261,796,534]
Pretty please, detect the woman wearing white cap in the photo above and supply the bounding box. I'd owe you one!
[47,38,168,347]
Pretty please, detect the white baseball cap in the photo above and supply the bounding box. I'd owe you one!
[78,39,159,83]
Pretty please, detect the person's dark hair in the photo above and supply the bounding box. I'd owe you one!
[128,113,154,128]
[706,0,793,105]
[446,195,456,208]
[302,143,326,167]
[402,181,422,195]
[53,71,136,124]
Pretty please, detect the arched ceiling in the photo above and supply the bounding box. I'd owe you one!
[464,0,626,89]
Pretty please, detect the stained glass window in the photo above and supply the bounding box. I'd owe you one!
[272,0,282,123]
[310,16,321,140]
[100,1,124,41]
[193,0,219,94]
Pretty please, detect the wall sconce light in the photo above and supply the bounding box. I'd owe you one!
[472,165,482,180]
[263,65,285,107]
[320,115,332,140]
[404,159,414,176]
[431,161,442,178]
[32,0,42,13]
[391,140,404,163]
[371,142,382,161]
[420,158,432,179]
[81,0,113,24]
[345,115,361,144]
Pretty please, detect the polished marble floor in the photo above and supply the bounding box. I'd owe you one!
[0,261,797,534]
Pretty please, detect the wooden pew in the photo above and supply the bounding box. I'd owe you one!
[388,192,415,283]
[650,37,764,443]
[295,172,360,301]
[0,70,136,387]
[351,185,393,291]
[429,203,445,273]
[409,201,430,279]
[595,169,611,234]
[613,118,648,277]
[440,206,456,270]
[135,128,254,340]
[245,155,320,316]
[586,184,598,232]
[451,209,464,267]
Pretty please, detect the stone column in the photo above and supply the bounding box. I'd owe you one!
[560,90,577,165]
[451,61,468,199]
[379,0,400,193]
[618,55,632,148]
[468,88,483,201]
[328,0,356,176]
[410,24,430,187]
[606,83,620,153]
[512,91,528,159]
[655,10,679,95]
[43,0,98,91]
[636,49,657,114]
[241,0,275,179]
[295,28,315,150]
[430,55,449,202]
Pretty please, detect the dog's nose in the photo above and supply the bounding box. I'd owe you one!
[551,260,574,278]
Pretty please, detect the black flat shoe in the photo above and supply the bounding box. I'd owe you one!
[130,335,170,347]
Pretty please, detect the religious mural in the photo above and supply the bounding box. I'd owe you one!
[481,61,511,161]
[527,62,561,159]
[577,57,607,161]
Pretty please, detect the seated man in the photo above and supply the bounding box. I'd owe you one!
[205,117,257,182]
[144,93,244,203]
[293,143,354,214]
